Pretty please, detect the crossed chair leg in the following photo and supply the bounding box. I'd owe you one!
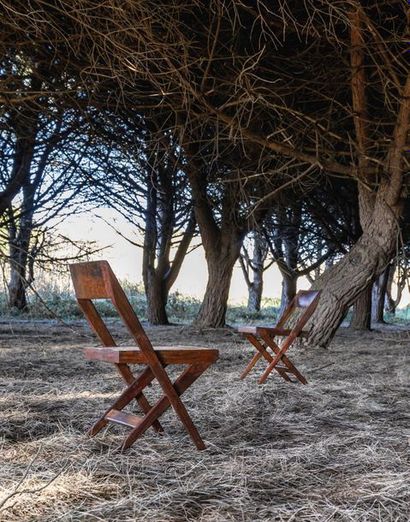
[115,363,163,433]
[88,361,214,451]
[240,332,307,385]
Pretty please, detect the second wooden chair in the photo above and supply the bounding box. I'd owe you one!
[238,290,321,385]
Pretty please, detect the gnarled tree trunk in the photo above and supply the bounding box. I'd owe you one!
[187,160,247,328]
[278,270,297,316]
[307,15,409,347]
[308,190,402,347]
[194,233,242,327]
[350,283,372,330]
[239,231,268,313]
[372,265,390,323]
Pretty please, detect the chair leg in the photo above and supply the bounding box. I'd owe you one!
[275,354,307,385]
[167,363,212,450]
[88,367,157,437]
[122,362,212,451]
[116,363,163,433]
[259,355,307,385]
[258,332,307,385]
[240,350,263,379]
[241,334,292,382]
[240,334,272,379]
[135,393,164,433]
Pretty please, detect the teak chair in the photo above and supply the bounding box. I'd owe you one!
[238,290,321,385]
[70,260,219,451]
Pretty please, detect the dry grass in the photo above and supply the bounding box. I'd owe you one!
[0,320,409,521]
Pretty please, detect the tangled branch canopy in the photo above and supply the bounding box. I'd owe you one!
[0,0,408,195]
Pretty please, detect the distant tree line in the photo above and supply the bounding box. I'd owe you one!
[0,1,408,346]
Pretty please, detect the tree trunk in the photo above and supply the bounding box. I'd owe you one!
[270,204,301,316]
[350,283,372,330]
[186,160,246,328]
[307,63,409,346]
[308,191,402,347]
[7,148,39,311]
[384,261,407,316]
[385,265,397,314]
[194,236,241,327]
[8,209,32,310]
[8,260,28,310]
[278,270,297,316]
[5,102,40,310]
[247,274,263,313]
[372,265,390,323]
[145,275,169,324]
[0,82,41,216]
[245,232,266,313]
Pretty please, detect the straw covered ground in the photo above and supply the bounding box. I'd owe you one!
[0,319,409,521]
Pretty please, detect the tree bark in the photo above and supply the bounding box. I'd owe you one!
[8,201,34,310]
[194,235,241,327]
[144,215,195,325]
[8,253,28,310]
[308,191,402,347]
[371,265,390,323]
[145,274,169,324]
[273,204,301,315]
[350,283,372,330]
[278,270,297,316]
[247,270,263,313]
[307,19,409,347]
[240,231,267,313]
[187,161,246,328]
[6,118,39,310]
[142,157,172,325]
[385,265,398,315]
[0,75,41,216]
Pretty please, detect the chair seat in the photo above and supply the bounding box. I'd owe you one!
[257,327,309,338]
[237,325,289,335]
[84,345,219,365]
[238,325,308,337]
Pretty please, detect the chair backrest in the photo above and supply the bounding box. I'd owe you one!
[276,289,321,338]
[295,290,320,309]
[70,261,158,360]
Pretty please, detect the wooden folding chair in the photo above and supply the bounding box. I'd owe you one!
[70,260,218,451]
[238,290,320,385]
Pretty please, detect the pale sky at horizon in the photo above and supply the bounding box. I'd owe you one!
[58,208,409,309]
[58,207,311,303]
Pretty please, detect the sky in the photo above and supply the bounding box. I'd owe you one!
[58,207,310,303]
[56,207,410,311]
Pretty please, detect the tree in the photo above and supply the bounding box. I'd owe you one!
[186,159,249,327]
[239,231,271,313]
[0,54,95,309]
[371,266,391,324]
[1,1,408,345]
[185,144,286,327]
[384,248,410,316]
[79,117,197,324]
